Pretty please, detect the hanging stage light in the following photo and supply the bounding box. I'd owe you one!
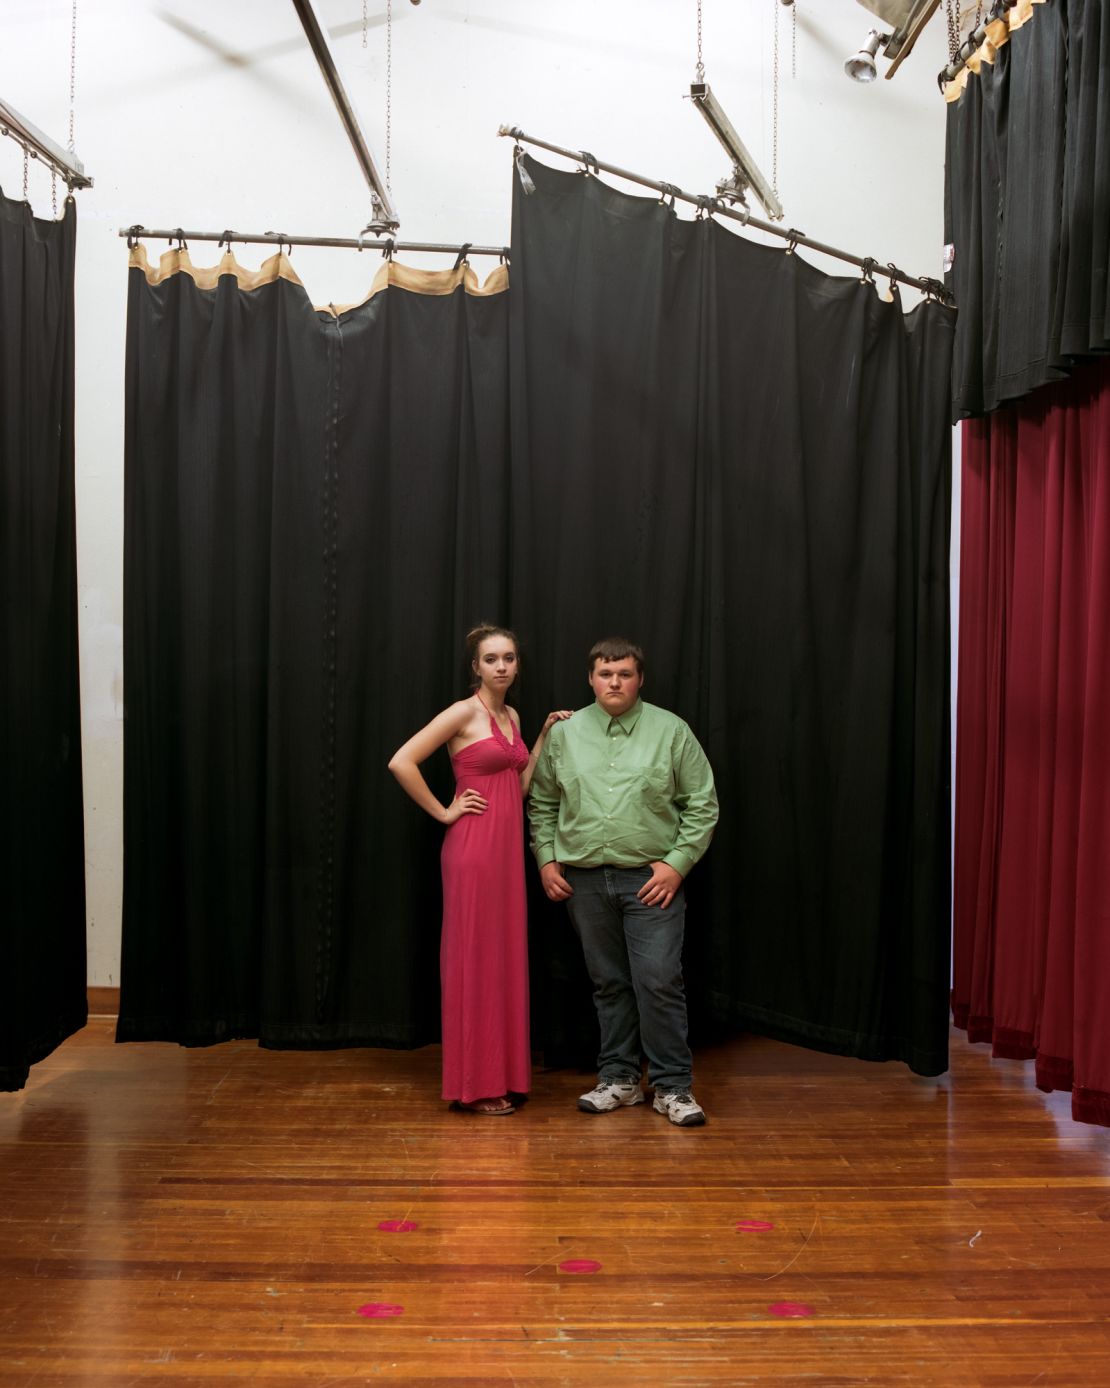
[848,1,941,79]
[844,29,891,82]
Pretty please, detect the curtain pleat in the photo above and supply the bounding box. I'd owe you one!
[0,189,86,1090]
[945,0,1110,420]
[953,356,1110,1126]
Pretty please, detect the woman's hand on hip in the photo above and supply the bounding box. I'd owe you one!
[443,789,488,824]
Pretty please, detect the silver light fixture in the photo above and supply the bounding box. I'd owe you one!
[852,1,942,78]
[844,29,891,82]
[689,82,783,222]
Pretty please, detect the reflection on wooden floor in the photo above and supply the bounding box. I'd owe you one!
[1,1019,1109,1385]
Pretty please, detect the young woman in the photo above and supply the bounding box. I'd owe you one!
[388,626,570,1115]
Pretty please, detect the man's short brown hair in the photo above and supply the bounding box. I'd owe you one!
[588,637,644,675]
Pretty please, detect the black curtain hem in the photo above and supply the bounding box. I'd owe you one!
[115,1015,430,1050]
[0,1005,87,1091]
[708,991,949,1077]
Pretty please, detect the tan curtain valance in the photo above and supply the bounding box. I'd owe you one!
[127,243,508,314]
[944,0,1046,101]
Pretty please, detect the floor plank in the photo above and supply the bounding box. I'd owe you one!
[1,1021,1108,1385]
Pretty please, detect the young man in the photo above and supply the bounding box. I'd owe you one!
[528,638,718,1126]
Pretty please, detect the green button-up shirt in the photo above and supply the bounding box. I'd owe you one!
[528,698,718,879]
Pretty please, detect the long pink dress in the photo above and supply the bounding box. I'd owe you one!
[440,716,531,1102]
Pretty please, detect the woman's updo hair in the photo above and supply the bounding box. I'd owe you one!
[465,624,521,692]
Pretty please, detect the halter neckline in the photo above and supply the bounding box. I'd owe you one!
[476,690,516,747]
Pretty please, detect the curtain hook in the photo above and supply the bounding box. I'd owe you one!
[784,228,805,255]
[453,242,473,271]
[382,237,395,261]
[886,262,902,292]
[860,256,876,285]
[170,228,187,252]
[126,224,144,250]
[219,230,235,254]
[514,143,536,195]
[659,181,679,211]
[498,247,510,266]
[578,149,599,177]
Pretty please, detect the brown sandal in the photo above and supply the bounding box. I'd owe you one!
[454,1096,515,1116]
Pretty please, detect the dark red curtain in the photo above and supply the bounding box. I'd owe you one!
[953,356,1110,1126]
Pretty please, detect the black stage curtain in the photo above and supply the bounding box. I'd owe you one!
[119,253,509,1046]
[121,168,954,1076]
[508,158,955,1076]
[0,189,86,1089]
[945,0,1110,420]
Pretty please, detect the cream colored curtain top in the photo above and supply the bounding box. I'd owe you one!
[127,243,508,315]
[944,0,1046,102]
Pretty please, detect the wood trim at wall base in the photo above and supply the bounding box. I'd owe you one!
[87,987,120,1017]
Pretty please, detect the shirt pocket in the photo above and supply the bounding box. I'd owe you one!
[635,766,673,811]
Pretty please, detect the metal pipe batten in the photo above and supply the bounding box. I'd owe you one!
[290,0,398,230]
[0,97,93,189]
[498,123,952,303]
[937,0,1018,89]
[117,228,509,257]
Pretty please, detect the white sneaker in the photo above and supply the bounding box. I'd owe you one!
[578,1080,645,1113]
[653,1089,706,1126]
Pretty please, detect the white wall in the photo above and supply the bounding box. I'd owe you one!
[2,0,953,986]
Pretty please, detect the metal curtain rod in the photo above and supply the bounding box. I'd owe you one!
[118,226,509,258]
[937,0,1018,91]
[0,96,92,190]
[291,0,398,231]
[498,125,951,304]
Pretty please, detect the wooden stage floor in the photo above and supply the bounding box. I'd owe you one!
[1,1019,1108,1386]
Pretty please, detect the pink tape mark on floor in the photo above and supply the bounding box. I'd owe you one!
[735,1219,775,1231]
[377,1219,418,1232]
[768,1301,814,1318]
[357,1302,405,1318]
[558,1259,602,1274]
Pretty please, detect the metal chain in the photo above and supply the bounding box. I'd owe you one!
[772,1,780,199]
[385,0,392,195]
[945,0,960,61]
[68,0,77,152]
[362,0,368,49]
[695,0,704,81]
[792,0,796,79]
[52,170,58,216]
[23,146,29,200]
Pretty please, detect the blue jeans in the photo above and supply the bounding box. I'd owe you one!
[563,865,692,1093]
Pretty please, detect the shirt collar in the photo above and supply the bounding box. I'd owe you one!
[589,697,643,736]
